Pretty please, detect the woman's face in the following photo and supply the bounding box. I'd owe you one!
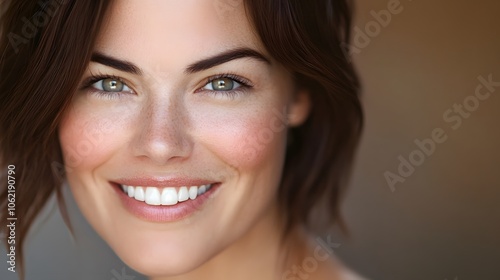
[59,0,309,276]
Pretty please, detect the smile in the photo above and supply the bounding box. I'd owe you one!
[110,178,221,222]
[120,184,213,206]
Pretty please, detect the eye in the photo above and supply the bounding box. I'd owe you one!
[203,77,242,91]
[91,78,132,93]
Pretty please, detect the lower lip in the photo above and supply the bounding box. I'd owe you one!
[110,182,220,223]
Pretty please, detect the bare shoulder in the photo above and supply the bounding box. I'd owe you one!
[303,237,369,280]
[284,232,369,280]
[313,255,369,280]
[336,266,370,280]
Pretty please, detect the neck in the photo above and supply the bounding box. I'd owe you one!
[150,204,297,280]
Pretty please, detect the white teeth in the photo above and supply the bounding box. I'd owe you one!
[127,186,135,198]
[189,186,198,200]
[145,187,161,205]
[120,183,214,204]
[198,185,206,195]
[178,187,189,202]
[161,187,178,205]
[134,187,145,201]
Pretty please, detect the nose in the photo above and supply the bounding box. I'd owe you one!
[131,94,193,165]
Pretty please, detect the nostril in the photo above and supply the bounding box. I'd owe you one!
[131,125,193,164]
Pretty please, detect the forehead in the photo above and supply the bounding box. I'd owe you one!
[94,0,265,69]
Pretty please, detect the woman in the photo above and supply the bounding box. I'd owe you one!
[0,0,364,279]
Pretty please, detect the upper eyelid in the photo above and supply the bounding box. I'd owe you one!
[81,74,123,88]
[81,74,136,93]
[81,73,253,93]
[204,74,252,86]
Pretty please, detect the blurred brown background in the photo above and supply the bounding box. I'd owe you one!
[1,0,499,279]
[332,0,500,279]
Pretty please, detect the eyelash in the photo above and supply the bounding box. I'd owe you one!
[198,73,253,99]
[80,72,253,100]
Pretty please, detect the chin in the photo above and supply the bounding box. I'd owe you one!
[111,239,217,277]
[67,172,280,278]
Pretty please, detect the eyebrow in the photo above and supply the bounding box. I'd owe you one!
[185,48,271,73]
[91,52,142,75]
[90,48,271,75]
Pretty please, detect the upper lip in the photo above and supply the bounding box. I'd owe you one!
[112,176,218,188]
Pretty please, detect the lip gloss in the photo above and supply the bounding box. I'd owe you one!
[110,182,220,222]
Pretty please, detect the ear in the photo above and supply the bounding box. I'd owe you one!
[287,89,311,127]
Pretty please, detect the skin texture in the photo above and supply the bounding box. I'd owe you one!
[56,0,359,279]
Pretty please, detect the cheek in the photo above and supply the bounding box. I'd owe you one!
[194,105,288,170]
[58,107,125,171]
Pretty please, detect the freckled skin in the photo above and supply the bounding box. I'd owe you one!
[58,1,313,279]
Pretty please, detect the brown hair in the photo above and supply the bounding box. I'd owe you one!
[0,0,362,278]
[244,0,362,235]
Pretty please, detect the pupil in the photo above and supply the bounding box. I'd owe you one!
[213,78,233,91]
[104,78,122,92]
